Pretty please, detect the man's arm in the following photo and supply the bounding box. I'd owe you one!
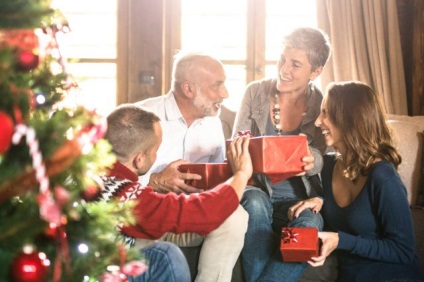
[122,135,252,239]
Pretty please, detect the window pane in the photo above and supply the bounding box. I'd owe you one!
[65,63,117,116]
[223,65,247,112]
[265,64,278,79]
[60,14,116,59]
[265,0,317,61]
[51,0,117,116]
[52,0,117,59]
[52,0,116,13]
[181,0,247,60]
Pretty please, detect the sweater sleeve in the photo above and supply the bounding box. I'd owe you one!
[121,183,239,239]
[305,146,323,176]
[337,165,417,264]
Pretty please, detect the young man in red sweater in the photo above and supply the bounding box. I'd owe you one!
[101,104,252,282]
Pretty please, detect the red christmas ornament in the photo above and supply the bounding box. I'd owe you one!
[0,111,14,155]
[16,50,40,71]
[44,223,59,238]
[11,249,50,282]
[0,29,40,72]
[81,185,101,202]
[81,174,105,202]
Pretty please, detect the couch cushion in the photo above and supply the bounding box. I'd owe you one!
[387,114,424,132]
[387,120,423,205]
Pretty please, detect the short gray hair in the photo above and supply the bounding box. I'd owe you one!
[105,104,160,162]
[283,27,332,70]
[171,51,221,91]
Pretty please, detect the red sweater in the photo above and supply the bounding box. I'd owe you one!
[101,162,239,240]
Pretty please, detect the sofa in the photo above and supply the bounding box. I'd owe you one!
[386,114,424,270]
[181,114,424,281]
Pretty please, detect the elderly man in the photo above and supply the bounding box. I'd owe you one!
[137,51,228,193]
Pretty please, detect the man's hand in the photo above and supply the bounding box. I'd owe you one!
[287,197,324,220]
[225,135,253,199]
[308,231,339,267]
[148,159,203,194]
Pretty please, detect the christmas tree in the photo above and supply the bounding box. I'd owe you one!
[0,1,145,281]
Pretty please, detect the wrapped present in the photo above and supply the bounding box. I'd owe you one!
[280,227,319,262]
[178,163,233,190]
[227,134,308,183]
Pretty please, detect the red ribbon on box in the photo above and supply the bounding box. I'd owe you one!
[237,130,252,137]
[282,228,299,244]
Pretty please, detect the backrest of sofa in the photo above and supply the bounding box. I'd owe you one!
[387,119,423,206]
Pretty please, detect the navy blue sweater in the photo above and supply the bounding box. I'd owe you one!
[321,154,423,281]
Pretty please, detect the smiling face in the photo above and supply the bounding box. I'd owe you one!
[315,97,344,152]
[276,47,322,94]
[192,59,228,117]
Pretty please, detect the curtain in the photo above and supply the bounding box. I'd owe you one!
[316,0,407,115]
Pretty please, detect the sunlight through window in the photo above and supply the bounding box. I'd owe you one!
[50,0,117,117]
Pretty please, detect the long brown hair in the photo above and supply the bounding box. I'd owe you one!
[326,81,401,181]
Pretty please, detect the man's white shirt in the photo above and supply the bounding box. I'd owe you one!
[135,92,226,186]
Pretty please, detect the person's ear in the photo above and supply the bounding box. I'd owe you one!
[310,66,323,81]
[181,81,196,98]
[132,151,146,170]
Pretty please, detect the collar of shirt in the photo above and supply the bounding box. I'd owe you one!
[164,91,206,127]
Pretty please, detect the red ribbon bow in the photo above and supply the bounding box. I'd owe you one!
[237,130,252,137]
[282,228,299,244]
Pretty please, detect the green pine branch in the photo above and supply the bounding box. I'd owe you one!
[0,2,145,280]
[0,0,54,28]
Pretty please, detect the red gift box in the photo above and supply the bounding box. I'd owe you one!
[178,163,233,190]
[227,135,308,183]
[280,227,319,262]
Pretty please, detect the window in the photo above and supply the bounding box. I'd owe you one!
[51,0,117,116]
[181,0,317,112]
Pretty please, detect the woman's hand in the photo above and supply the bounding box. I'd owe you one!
[287,197,324,220]
[308,231,339,267]
[296,135,314,176]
